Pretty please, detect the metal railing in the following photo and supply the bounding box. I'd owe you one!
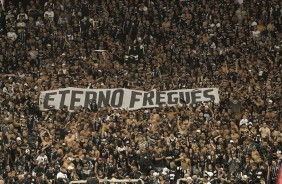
[69,178,144,184]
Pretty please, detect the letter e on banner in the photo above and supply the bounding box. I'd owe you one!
[43,92,57,109]
[156,91,166,105]
[191,90,202,104]
[167,92,178,104]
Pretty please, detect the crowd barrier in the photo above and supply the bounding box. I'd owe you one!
[69,178,144,184]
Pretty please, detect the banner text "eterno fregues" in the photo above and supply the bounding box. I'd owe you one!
[39,88,220,111]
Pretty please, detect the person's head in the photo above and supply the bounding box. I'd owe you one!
[60,167,67,173]
[277,150,282,157]
[208,164,213,170]
[67,130,72,137]
[260,178,266,184]
[132,165,138,172]
[181,121,188,129]
[16,136,22,143]
[87,177,99,184]
[97,170,103,176]
[159,175,164,181]
[48,166,54,172]
[39,162,46,168]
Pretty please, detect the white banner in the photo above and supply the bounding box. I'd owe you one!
[39,87,220,111]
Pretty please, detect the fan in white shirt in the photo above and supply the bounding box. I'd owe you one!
[239,115,251,126]
[36,151,48,164]
[44,7,54,22]
[57,167,69,181]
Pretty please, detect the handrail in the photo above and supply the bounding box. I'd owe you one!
[69,178,144,184]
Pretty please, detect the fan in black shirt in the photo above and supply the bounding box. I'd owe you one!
[45,166,56,183]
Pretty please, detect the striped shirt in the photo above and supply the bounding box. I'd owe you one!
[271,165,280,179]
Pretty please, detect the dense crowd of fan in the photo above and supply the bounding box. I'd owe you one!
[0,0,281,184]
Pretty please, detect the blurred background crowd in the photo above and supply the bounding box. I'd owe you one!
[0,0,281,183]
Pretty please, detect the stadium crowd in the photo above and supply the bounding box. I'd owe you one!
[0,0,282,183]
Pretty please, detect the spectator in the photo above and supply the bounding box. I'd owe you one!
[0,0,281,184]
[56,167,69,183]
